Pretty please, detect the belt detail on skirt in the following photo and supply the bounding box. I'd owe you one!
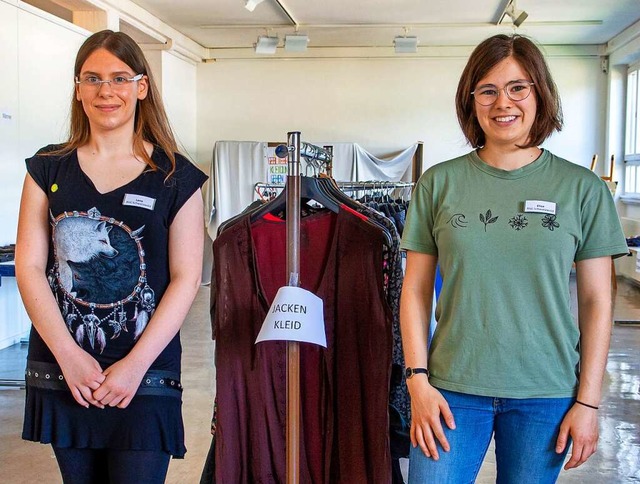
[25,361,182,398]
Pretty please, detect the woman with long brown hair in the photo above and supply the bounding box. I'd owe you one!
[15,30,207,483]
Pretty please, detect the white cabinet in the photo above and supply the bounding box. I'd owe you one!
[0,264,30,350]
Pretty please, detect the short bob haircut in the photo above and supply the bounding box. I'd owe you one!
[455,34,563,149]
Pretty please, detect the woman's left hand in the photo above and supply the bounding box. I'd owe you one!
[92,359,147,409]
[555,403,599,469]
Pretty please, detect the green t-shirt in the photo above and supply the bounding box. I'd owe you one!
[401,149,628,398]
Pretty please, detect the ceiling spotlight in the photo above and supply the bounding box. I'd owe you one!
[394,36,418,54]
[245,0,265,12]
[255,35,279,54]
[285,34,309,52]
[498,0,528,27]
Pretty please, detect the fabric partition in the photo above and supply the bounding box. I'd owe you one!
[353,143,417,182]
[207,141,267,239]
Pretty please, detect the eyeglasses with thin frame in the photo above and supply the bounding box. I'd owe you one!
[471,80,535,106]
[75,73,144,89]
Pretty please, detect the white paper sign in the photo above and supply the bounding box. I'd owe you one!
[256,286,326,347]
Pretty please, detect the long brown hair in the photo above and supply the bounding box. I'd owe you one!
[455,34,563,149]
[52,30,178,176]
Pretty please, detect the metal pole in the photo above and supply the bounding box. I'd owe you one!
[286,131,301,484]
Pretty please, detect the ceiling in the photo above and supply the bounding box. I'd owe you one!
[125,0,640,51]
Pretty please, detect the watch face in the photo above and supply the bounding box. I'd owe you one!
[405,367,413,379]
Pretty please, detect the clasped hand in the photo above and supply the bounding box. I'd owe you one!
[91,359,146,409]
[60,349,144,409]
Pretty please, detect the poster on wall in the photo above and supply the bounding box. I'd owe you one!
[264,143,335,184]
[266,146,288,185]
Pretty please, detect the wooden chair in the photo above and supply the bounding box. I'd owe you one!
[601,154,615,182]
[590,153,615,181]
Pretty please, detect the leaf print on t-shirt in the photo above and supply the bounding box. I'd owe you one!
[479,209,499,232]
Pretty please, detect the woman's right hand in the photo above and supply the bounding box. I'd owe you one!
[58,348,106,409]
[408,378,456,460]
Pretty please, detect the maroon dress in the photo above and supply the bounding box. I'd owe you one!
[212,208,392,483]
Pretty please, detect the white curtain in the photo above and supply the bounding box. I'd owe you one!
[207,141,267,239]
[353,144,417,182]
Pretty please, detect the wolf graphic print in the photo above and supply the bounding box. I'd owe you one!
[53,217,118,293]
[50,207,156,354]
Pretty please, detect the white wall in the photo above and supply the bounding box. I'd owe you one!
[162,52,198,160]
[196,55,606,175]
[544,57,608,169]
[0,2,87,246]
[0,0,20,247]
[18,8,86,160]
[196,58,466,169]
[0,2,88,348]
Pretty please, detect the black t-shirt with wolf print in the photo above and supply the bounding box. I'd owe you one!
[22,145,207,457]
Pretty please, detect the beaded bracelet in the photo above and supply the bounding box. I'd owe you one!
[575,400,599,410]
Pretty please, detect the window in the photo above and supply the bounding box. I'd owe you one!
[625,63,640,198]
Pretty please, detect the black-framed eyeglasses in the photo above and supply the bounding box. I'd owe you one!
[75,73,144,89]
[471,80,535,106]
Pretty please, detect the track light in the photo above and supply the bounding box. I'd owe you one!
[245,0,265,12]
[255,35,279,54]
[285,34,309,52]
[498,0,528,27]
[394,36,418,54]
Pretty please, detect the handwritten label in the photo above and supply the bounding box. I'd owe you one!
[256,286,326,347]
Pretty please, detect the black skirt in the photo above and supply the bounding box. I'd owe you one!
[22,361,186,458]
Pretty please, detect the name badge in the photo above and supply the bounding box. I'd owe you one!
[123,193,156,210]
[524,200,556,215]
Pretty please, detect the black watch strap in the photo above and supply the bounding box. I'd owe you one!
[405,367,429,379]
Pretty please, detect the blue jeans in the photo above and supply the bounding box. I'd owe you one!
[408,389,574,484]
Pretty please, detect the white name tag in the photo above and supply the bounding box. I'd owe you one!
[122,193,156,210]
[524,200,556,215]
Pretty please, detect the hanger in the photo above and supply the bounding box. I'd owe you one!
[315,176,394,247]
[249,175,340,223]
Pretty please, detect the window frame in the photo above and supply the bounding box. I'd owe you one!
[624,62,640,200]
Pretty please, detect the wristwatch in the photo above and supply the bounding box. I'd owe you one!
[405,367,429,379]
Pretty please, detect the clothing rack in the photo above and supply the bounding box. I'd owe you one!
[255,180,414,202]
[258,145,408,483]
[279,133,333,484]
[256,180,414,190]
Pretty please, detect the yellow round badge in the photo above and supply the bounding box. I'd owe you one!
[51,184,58,192]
